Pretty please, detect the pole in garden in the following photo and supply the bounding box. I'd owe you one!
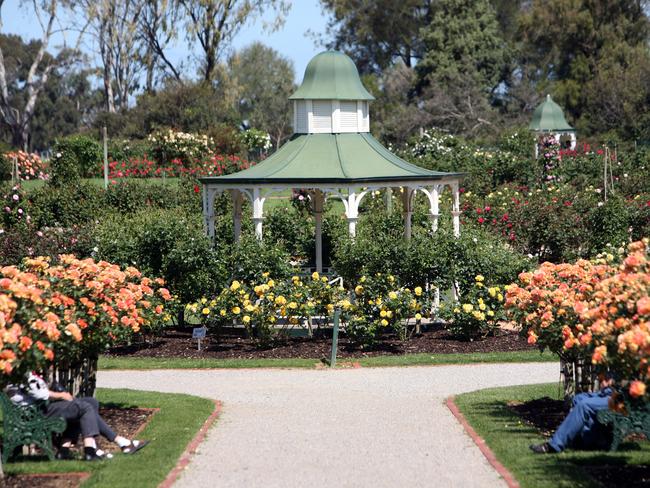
[11,155,18,185]
[103,126,108,189]
[330,309,341,368]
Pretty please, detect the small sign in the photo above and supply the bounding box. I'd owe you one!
[192,327,207,339]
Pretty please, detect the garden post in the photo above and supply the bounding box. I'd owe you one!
[232,189,243,242]
[402,187,414,240]
[103,126,108,189]
[451,182,461,237]
[312,189,325,273]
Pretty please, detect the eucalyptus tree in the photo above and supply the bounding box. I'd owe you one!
[0,0,78,150]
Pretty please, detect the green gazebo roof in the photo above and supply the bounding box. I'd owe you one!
[199,133,461,185]
[289,51,374,101]
[529,94,574,132]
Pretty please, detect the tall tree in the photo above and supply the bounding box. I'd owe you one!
[416,0,510,135]
[138,0,183,88]
[229,42,294,148]
[319,0,434,74]
[0,0,67,150]
[517,0,650,127]
[80,0,145,112]
[178,0,289,83]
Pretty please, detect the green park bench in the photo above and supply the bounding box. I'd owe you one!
[0,393,66,462]
[597,396,650,451]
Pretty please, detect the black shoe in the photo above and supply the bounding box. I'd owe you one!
[121,439,149,455]
[56,447,75,460]
[84,447,106,461]
[529,442,553,454]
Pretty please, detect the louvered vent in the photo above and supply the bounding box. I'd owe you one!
[339,101,358,131]
[312,101,332,131]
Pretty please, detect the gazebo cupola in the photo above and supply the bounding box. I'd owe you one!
[290,51,373,134]
[199,51,464,273]
[529,94,576,157]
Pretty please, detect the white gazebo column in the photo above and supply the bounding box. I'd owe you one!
[341,189,368,238]
[252,187,266,240]
[402,186,414,240]
[451,182,461,237]
[420,185,441,233]
[231,189,244,242]
[312,189,325,273]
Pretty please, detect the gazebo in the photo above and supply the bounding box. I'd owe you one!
[199,51,463,272]
[529,94,576,157]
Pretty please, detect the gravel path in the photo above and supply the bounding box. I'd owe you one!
[98,362,558,488]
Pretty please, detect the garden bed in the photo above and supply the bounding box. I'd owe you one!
[106,323,536,360]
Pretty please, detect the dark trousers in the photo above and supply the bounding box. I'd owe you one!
[46,397,117,442]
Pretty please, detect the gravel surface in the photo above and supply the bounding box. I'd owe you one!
[98,362,559,488]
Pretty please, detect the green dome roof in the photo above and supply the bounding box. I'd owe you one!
[289,51,375,101]
[529,94,574,132]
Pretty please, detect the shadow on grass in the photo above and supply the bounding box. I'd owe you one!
[456,385,650,488]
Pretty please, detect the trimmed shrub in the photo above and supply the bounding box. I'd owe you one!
[51,135,102,183]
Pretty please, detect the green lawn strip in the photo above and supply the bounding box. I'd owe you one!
[3,388,214,488]
[454,383,650,488]
[99,349,556,370]
[20,177,180,191]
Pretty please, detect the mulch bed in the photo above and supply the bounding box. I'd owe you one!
[508,396,650,488]
[2,406,155,488]
[106,323,536,360]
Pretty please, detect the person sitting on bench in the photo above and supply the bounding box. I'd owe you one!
[530,374,614,454]
[7,372,148,461]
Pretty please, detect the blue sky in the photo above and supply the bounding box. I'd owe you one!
[2,0,330,80]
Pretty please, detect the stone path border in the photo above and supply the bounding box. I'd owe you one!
[446,396,520,488]
[159,401,222,488]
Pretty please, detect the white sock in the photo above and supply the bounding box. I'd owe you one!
[115,436,130,448]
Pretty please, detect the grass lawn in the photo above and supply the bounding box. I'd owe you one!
[98,349,557,370]
[454,383,650,488]
[2,388,215,487]
[19,177,180,191]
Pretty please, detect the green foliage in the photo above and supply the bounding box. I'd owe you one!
[103,178,200,214]
[93,209,225,302]
[223,236,294,284]
[29,181,104,227]
[51,135,102,180]
[264,204,314,262]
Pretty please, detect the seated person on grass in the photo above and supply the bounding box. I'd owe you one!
[530,374,614,454]
[6,372,148,461]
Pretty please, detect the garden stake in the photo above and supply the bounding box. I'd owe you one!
[103,126,108,189]
[330,309,341,368]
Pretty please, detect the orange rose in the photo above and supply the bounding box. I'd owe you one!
[629,380,647,398]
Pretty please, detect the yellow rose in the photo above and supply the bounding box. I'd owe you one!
[275,295,287,306]
[219,309,226,316]
[230,280,241,291]
[288,302,298,309]
[386,310,393,318]
[262,272,270,278]
[267,279,275,287]
[487,310,495,317]
[388,291,398,300]
[475,275,485,282]
[380,319,389,326]
[380,310,387,318]
[375,297,382,305]
[414,286,422,296]
[245,304,255,312]
[462,303,473,313]
[312,271,319,280]
[243,315,251,324]
[202,307,210,315]
[232,306,241,314]
[200,297,207,304]
[355,285,364,295]
[497,294,503,301]
[479,303,486,311]
[488,287,496,298]
[326,303,334,312]
[415,313,422,320]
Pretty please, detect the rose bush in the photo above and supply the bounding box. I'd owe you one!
[0,255,173,383]
[506,240,650,401]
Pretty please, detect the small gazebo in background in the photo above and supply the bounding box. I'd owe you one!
[529,94,576,158]
[200,51,463,272]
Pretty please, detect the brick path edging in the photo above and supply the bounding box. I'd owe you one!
[159,400,223,488]
[445,396,520,488]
